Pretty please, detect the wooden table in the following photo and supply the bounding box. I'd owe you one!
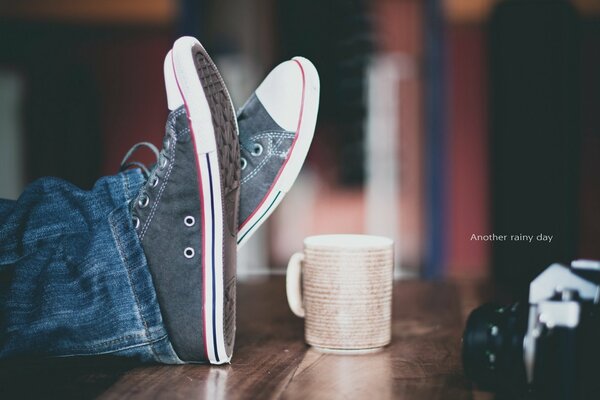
[0,277,498,399]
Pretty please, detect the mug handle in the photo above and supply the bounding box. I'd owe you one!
[286,252,306,318]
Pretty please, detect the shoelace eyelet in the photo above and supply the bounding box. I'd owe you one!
[184,216,195,227]
[241,157,247,170]
[184,247,195,258]
[159,155,168,170]
[132,215,140,229]
[138,194,150,208]
[251,143,263,157]
[150,176,159,188]
[164,137,171,152]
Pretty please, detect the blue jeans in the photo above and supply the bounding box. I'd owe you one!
[0,170,183,364]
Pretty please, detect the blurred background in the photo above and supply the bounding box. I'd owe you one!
[0,0,598,292]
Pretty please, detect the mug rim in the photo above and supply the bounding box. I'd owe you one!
[303,234,393,249]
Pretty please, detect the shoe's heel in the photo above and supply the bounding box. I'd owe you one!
[192,44,239,364]
[172,36,239,364]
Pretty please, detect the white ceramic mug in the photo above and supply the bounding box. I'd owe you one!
[286,234,394,353]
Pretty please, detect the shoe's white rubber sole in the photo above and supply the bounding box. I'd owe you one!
[168,36,237,365]
[237,57,320,248]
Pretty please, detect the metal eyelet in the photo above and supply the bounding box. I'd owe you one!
[150,176,159,188]
[132,215,140,229]
[241,157,247,170]
[184,247,195,258]
[159,155,168,170]
[251,143,263,157]
[138,194,149,208]
[164,137,171,152]
[184,216,195,227]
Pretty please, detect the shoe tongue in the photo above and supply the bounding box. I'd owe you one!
[165,105,190,138]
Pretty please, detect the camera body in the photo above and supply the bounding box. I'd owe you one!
[463,260,600,399]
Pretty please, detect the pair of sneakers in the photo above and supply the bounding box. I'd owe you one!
[120,37,319,364]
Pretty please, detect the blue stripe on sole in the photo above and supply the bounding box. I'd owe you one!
[206,154,220,363]
[237,191,283,245]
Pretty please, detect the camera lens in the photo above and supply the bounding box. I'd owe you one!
[462,302,528,392]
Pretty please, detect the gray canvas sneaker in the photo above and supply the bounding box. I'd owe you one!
[236,57,320,247]
[122,37,239,364]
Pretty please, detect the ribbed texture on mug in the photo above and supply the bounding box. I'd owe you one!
[303,247,393,350]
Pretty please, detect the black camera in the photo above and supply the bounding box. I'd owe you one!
[462,260,600,400]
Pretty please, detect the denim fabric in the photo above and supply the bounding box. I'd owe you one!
[238,94,295,223]
[0,170,183,364]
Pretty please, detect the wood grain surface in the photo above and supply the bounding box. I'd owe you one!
[0,277,499,399]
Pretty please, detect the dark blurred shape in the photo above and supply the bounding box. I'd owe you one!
[0,21,172,190]
[0,23,102,189]
[277,0,373,186]
[580,19,600,260]
[423,0,447,278]
[489,0,581,293]
[177,0,205,42]
[0,356,139,399]
[25,61,101,190]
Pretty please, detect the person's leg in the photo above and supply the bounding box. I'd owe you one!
[0,199,16,222]
[0,169,181,363]
[0,39,320,365]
